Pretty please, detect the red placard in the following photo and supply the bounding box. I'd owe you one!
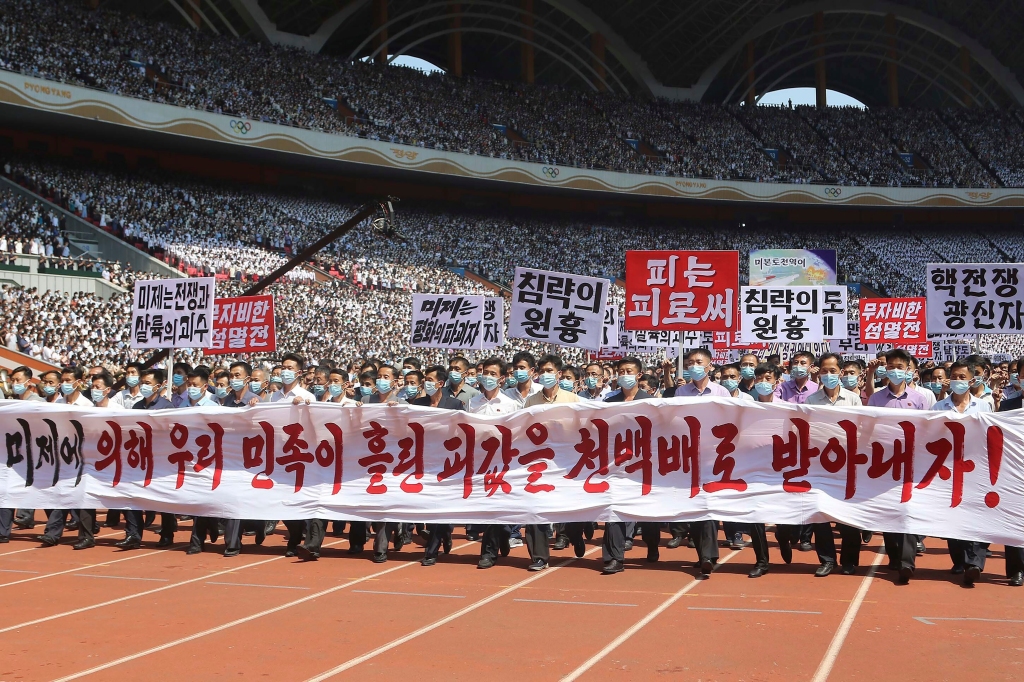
[203,294,276,355]
[859,297,927,345]
[624,250,739,331]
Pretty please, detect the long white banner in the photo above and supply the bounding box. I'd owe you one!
[2,400,1023,545]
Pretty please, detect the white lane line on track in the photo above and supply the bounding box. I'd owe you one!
[351,589,465,599]
[0,544,187,588]
[687,606,821,615]
[514,598,637,607]
[0,532,122,559]
[207,581,311,590]
[75,574,169,582]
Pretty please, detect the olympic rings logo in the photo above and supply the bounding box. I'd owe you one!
[541,166,560,179]
[229,120,252,135]
[824,187,842,198]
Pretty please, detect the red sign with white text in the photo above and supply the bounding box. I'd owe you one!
[204,294,276,355]
[625,251,739,331]
[859,297,927,345]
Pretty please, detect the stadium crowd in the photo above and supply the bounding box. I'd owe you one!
[0,0,1022,187]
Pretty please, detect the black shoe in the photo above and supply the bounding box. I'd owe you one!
[284,548,296,558]
[840,565,857,575]
[887,560,900,570]
[553,537,569,550]
[748,565,768,578]
[477,557,495,569]
[647,549,660,563]
[401,532,413,546]
[296,545,318,562]
[573,536,586,558]
[951,565,965,575]
[779,541,793,564]
[915,541,926,555]
[528,559,548,571]
[417,527,431,542]
[730,538,749,550]
[0,537,8,543]
[815,562,835,578]
[156,536,174,548]
[254,531,264,546]
[73,538,94,550]
[347,544,364,555]
[186,546,202,555]
[624,539,633,551]
[964,565,981,586]
[897,566,914,584]
[686,538,696,548]
[393,534,404,552]
[13,519,35,530]
[861,531,873,543]
[442,536,452,555]
[499,536,510,557]
[265,521,278,536]
[798,541,813,552]
[602,559,624,574]
[466,534,480,542]
[224,549,240,558]
[243,530,256,536]
[64,521,78,531]
[38,535,58,547]
[372,552,387,563]
[666,535,684,549]
[421,557,437,567]
[92,524,100,534]
[116,536,141,550]
[700,559,714,576]
[1010,572,1023,587]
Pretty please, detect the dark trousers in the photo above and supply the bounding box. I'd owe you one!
[15,509,35,527]
[749,523,800,568]
[480,524,511,562]
[284,520,305,551]
[44,509,94,543]
[348,521,369,548]
[1005,546,1024,577]
[669,521,688,538]
[0,508,12,538]
[105,510,121,526]
[602,522,645,563]
[690,520,721,564]
[125,511,175,540]
[424,524,453,560]
[188,517,219,551]
[373,522,399,555]
[883,532,918,572]
[948,539,988,571]
[723,521,745,542]
[223,519,267,553]
[563,522,587,546]
[523,524,550,563]
[302,519,326,554]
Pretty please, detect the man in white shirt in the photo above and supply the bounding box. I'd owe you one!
[502,351,541,407]
[54,366,93,406]
[110,362,144,409]
[270,352,314,404]
[577,362,610,400]
[719,363,755,402]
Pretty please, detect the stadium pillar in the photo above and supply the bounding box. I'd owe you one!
[814,11,826,108]
[591,32,606,91]
[885,13,899,107]
[960,46,973,107]
[373,0,388,66]
[521,0,535,84]
[745,41,756,106]
[448,3,462,77]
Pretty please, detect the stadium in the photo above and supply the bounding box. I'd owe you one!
[2,0,1024,679]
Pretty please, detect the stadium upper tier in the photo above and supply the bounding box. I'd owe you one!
[2,0,1023,190]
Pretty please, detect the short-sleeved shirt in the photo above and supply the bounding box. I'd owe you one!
[469,390,521,415]
[604,389,653,402]
[110,389,144,409]
[503,382,541,407]
[222,389,260,408]
[271,384,315,403]
[675,380,731,398]
[774,379,819,404]
[866,386,927,410]
[443,383,480,408]
[805,387,863,407]
[933,396,992,414]
[524,388,580,407]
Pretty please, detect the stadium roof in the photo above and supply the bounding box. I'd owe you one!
[108,0,1024,108]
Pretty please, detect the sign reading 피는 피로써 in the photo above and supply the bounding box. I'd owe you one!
[625,250,738,332]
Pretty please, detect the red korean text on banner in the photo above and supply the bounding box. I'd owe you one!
[859,297,927,346]
[204,294,276,356]
[625,250,739,331]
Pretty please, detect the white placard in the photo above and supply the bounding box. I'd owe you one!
[509,267,608,350]
[410,294,485,350]
[482,297,505,349]
[926,263,1024,334]
[131,277,215,349]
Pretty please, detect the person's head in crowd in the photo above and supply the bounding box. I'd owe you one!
[172,362,192,392]
[39,369,60,401]
[250,367,268,396]
[60,365,85,401]
[883,348,913,393]
[965,354,992,396]
[720,363,743,396]
[926,365,948,399]
[124,362,143,392]
[478,356,505,397]
[583,362,604,394]
[536,354,563,393]
[139,368,165,403]
[815,353,843,392]
[311,365,329,399]
[90,369,114,406]
[841,360,863,392]
[280,352,305,390]
[789,351,815,384]
[10,366,34,399]
[402,357,421,374]
[358,368,378,398]
[754,363,779,401]
[616,356,643,395]
[326,367,349,400]
[229,361,252,397]
[448,355,471,390]
[739,353,758,386]
[639,373,659,396]
[187,366,211,404]
[684,347,713,385]
[561,364,580,393]
[213,371,230,400]
[376,364,398,399]
[511,351,537,388]
[947,361,974,397]
[270,365,283,387]
[403,369,424,400]
[423,365,448,398]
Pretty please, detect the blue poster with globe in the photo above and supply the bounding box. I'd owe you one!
[749,249,837,286]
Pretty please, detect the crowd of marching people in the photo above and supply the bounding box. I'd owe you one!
[2,346,1022,588]
[1,0,1024,186]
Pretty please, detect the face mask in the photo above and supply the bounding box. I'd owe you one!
[61,382,76,395]
[755,381,775,396]
[360,385,373,396]
[139,384,154,398]
[230,378,245,392]
[424,381,438,396]
[820,373,840,390]
[402,368,411,376]
[949,379,971,396]
[448,371,462,385]
[505,376,517,388]
[12,383,26,395]
[781,373,791,383]
[925,381,943,394]
[312,384,325,397]
[875,366,887,379]
[1012,373,1021,388]
[585,376,599,390]
[886,369,908,386]
[280,369,297,384]
[271,375,283,385]
[539,372,558,388]
[90,388,106,403]
[514,369,530,383]
[215,386,229,399]
[790,365,808,379]
[172,374,185,387]
[465,375,478,387]
[689,365,707,381]
[740,366,755,380]
[982,382,993,395]
[559,379,575,392]
[328,384,344,397]
[376,379,392,393]
[250,381,263,394]
[841,375,860,390]
[188,386,203,400]
[479,375,499,391]
[721,378,739,392]
[405,385,420,399]
[617,374,637,390]
[126,375,140,387]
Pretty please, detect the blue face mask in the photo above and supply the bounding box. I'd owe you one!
[949,379,971,395]
[230,378,246,392]
[42,384,57,396]
[505,376,517,388]
[781,374,791,383]
[479,375,499,391]
[12,383,26,395]
[681,369,691,381]
[539,372,558,388]
[886,369,908,386]
[820,373,840,390]
[1012,373,1021,388]
[740,366,755,380]
[188,386,203,400]
[404,385,420,399]
[312,384,325,397]
[215,386,229,399]
[721,378,739,393]
[875,366,887,379]
[585,376,599,390]
[250,381,263,394]
[172,374,185,387]
[617,374,637,390]
[60,382,76,395]
[126,375,140,388]
[448,371,462,385]
[841,375,860,390]
[755,381,775,396]
[559,379,575,392]
[139,384,154,398]
[401,368,412,376]
[271,375,283,385]
[425,381,438,396]
[376,378,392,394]
[790,365,808,379]
[328,384,344,397]
[924,381,943,394]
[514,369,530,383]
[360,385,373,396]
[689,365,707,381]
[280,369,297,385]
[90,388,106,403]
[465,375,478,387]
